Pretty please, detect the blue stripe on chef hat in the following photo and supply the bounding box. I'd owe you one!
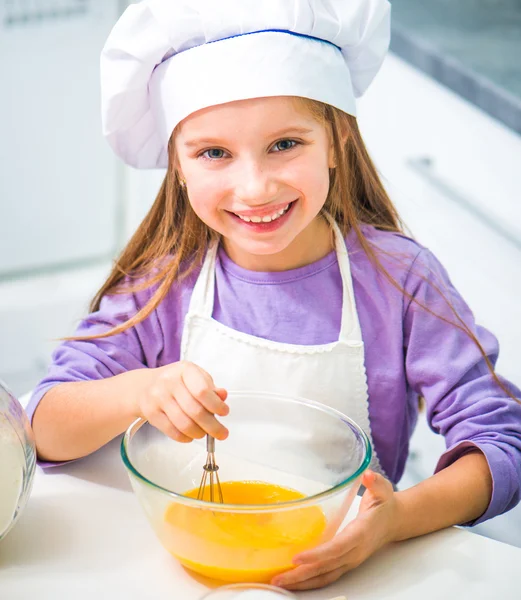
[204,29,342,53]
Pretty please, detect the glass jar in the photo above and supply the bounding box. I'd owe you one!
[0,379,36,540]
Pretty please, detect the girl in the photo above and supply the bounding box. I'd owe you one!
[27,0,521,592]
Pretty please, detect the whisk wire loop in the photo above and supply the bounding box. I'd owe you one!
[197,435,224,503]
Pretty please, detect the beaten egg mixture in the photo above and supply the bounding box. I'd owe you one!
[163,480,327,582]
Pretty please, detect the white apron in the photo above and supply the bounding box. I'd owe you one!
[180,219,383,475]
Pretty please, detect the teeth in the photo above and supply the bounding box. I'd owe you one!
[236,203,291,223]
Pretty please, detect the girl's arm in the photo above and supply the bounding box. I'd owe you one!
[33,361,229,463]
[392,448,492,540]
[27,286,154,463]
[403,247,521,525]
[32,369,149,462]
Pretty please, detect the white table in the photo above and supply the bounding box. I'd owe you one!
[1,436,520,600]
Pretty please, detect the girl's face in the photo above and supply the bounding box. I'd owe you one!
[174,96,336,270]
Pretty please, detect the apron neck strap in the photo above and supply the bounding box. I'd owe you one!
[188,241,219,317]
[325,215,363,343]
[187,216,362,343]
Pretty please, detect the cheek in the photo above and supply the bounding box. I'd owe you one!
[184,175,225,220]
[286,158,330,199]
[178,157,220,197]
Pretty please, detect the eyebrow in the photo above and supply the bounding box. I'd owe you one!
[183,126,315,148]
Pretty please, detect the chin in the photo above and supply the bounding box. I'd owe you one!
[236,238,295,257]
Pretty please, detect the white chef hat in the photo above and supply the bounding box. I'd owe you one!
[100,0,391,169]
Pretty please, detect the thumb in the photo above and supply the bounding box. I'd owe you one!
[215,388,228,401]
[361,470,392,501]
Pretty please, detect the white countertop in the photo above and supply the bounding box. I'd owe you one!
[1,437,520,600]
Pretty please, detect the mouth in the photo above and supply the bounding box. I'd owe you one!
[227,200,297,231]
[232,201,294,223]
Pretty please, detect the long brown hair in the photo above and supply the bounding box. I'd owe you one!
[79,98,516,402]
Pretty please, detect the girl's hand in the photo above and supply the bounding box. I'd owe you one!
[272,471,397,591]
[134,361,229,443]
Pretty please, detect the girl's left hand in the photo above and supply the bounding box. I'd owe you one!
[271,470,398,591]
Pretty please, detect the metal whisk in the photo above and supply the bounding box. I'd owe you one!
[197,435,224,503]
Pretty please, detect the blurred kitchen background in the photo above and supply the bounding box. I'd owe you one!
[1,1,520,545]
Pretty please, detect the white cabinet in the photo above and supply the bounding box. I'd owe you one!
[0,1,122,277]
[357,53,521,547]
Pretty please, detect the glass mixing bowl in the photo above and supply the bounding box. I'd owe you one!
[0,379,36,541]
[121,391,371,584]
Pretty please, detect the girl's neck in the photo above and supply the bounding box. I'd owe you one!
[221,215,334,272]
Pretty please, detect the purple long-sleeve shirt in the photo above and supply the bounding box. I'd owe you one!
[27,225,521,525]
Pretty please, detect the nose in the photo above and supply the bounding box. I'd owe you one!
[233,158,278,206]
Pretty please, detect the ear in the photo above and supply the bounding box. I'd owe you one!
[328,145,337,169]
[173,158,185,184]
[329,126,349,169]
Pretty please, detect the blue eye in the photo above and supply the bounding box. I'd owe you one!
[273,139,298,152]
[202,148,226,160]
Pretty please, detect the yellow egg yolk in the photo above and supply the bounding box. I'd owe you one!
[162,480,327,583]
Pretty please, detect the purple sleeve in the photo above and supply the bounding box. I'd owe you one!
[26,285,164,466]
[403,249,521,525]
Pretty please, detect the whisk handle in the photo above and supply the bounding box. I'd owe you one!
[206,435,215,453]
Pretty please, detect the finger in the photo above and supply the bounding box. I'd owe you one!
[293,523,362,564]
[173,384,229,440]
[362,469,376,488]
[215,388,228,401]
[359,470,394,512]
[147,409,191,443]
[362,470,393,497]
[181,365,230,417]
[278,565,350,591]
[274,554,353,587]
[162,400,207,440]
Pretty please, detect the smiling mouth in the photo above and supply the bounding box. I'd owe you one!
[231,201,295,224]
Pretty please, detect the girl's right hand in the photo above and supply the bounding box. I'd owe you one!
[133,361,229,443]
